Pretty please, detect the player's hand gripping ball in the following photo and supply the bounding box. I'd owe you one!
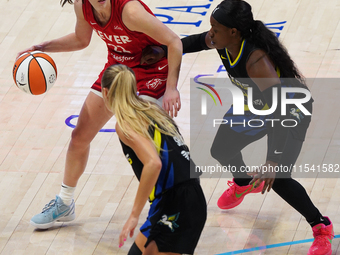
[13,51,57,95]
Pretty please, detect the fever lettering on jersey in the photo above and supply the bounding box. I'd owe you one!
[82,0,169,98]
[94,29,132,53]
[94,30,132,44]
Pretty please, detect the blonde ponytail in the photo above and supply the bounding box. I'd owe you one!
[101,64,184,149]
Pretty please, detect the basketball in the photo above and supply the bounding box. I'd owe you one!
[13,51,57,95]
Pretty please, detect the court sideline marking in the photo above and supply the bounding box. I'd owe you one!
[216,234,340,254]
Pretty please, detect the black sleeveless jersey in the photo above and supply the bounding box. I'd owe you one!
[119,125,197,202]
[217,39,308,111]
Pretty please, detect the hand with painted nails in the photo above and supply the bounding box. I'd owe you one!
[119,214,139,248]
[247,161,277,194]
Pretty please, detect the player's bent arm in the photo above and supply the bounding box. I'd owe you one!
[73,0,93,49]
[116,124,162,218]
[147,31,212,62]
[179,32,212,54]
[246,50,287,163]
[122,0,182,91]
[246,49,280,91]
[18,0,92,56]
[41,0,92,52]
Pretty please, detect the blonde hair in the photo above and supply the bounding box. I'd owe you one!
[101,64,183,149]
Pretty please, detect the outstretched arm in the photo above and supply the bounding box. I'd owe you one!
[181,31,214,53]
[17,0,93,57]
[116,124,162,248]
[141,31,213,62]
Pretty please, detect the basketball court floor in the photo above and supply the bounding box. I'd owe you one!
[0,0,340,254]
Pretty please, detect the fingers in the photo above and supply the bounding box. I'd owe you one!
[267,179,274,193]
[248,176,257,185]
[254,178,263,189]
[172,98,181,117]
[262,179,270,194]
[16,49,29,59]
[173,102,178,118]
[249,173,261,186]
[140,55,146,65]
[261,181,268,194]
[119,217,138,248]
[162,97,180,118]
[177,98,181,112]
[140,55,155,65]
[16,46,36,59]
[261,178,275,194]
[118,230,128,248]
[169,103,174,118]
[247,168,261,185]
[170,101,181,118]
[162,101,173,118]
[267,184,271,193]
[249,172,264,189]
[254,179,263,188]
[141,46,165,65]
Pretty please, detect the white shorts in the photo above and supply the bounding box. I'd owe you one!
[139,95,163,107]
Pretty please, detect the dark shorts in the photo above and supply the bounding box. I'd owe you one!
[224,100,312,141]
[211,101,313,178]
[141,179,207,254]
[223,105,271,136]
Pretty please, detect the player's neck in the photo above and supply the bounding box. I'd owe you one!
[93,3,112,27]
[227,40,242,62]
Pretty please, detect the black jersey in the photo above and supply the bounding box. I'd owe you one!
[217,39,267,110]
[217,39,308,111]
[120,124,196,202]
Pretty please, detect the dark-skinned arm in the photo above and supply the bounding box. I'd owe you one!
[246,50,287,193]
[141,31,214,65]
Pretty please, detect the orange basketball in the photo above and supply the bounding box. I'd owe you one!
[13,51,57,95]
